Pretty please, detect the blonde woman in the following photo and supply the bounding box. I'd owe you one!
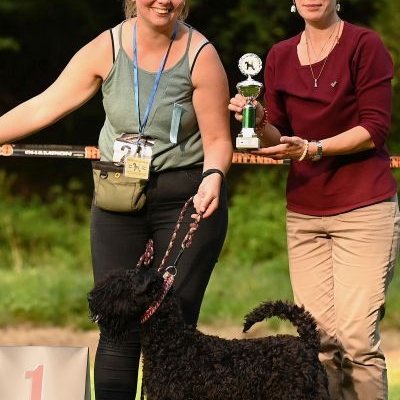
[0,1,232,398]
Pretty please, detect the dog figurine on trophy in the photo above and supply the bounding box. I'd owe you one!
[235,53,263,150]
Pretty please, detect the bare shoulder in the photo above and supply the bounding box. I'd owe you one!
[75,29,114,80]
[82,29,113,58]
[189,27,216,54]
[189,27,210,46]
[189,30,228,92]
[188,27,222,68]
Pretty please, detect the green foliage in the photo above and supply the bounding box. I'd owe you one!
[0,170,92,271]
[222,166,288,264]
[0,37,19,52]
[392,388,400,400]
[0,0,19,12]
[0,267,93,329]
[199,255,293,328]
[188,0,382,64]
[0,172,94,329]
[372,0,400,153]
[382,267,400,330]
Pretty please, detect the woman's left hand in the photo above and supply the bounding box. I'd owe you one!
[192,174,222,219]
[251,135,307,160]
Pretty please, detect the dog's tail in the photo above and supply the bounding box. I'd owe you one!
[243,300,320,352]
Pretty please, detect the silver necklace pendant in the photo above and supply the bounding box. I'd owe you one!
[306,19,342,89]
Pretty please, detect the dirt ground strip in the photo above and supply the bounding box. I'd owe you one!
[0,325,399,373]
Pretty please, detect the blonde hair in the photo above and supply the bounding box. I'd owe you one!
[123,1,189,20]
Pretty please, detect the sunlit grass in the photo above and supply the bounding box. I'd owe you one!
[388,355,400,400]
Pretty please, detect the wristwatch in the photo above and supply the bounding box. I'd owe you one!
[311,140,323,161]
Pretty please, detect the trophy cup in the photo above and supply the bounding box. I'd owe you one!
[235,53,264,150]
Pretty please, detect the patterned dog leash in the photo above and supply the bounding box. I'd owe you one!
[139,196,202,323]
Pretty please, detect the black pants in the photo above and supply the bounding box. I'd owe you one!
[90,167,228,400]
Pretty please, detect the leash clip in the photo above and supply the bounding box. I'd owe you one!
[164,266,177,277]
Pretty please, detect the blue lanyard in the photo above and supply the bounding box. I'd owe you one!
[133,22,178,136]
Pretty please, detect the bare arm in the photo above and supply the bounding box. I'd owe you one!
[0,30,113,144]
[191,38,232,217]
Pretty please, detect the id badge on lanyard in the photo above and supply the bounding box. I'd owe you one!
[112,134,154,179]
[124,154,151,180]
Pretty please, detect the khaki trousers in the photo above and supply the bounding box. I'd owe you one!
[286,197,400,400]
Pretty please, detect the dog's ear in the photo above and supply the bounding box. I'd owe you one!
[135,268,164,296]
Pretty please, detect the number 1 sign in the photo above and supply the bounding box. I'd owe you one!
[0,346,91,400]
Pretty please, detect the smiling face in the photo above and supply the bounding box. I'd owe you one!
[124,0,189,21]
[294,0,339,25]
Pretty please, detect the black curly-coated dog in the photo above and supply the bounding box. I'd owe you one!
[88,267,329,400]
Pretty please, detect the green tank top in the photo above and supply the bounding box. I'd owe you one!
[98,21,204,172]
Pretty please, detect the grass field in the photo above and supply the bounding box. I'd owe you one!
[388,355,400,399]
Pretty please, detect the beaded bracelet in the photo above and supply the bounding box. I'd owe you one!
[255,108,269,134]
[298,139,309,162]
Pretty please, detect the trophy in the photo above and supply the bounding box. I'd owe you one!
[235,53,264,150]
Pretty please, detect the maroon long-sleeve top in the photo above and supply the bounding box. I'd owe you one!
[264,21,397,216]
